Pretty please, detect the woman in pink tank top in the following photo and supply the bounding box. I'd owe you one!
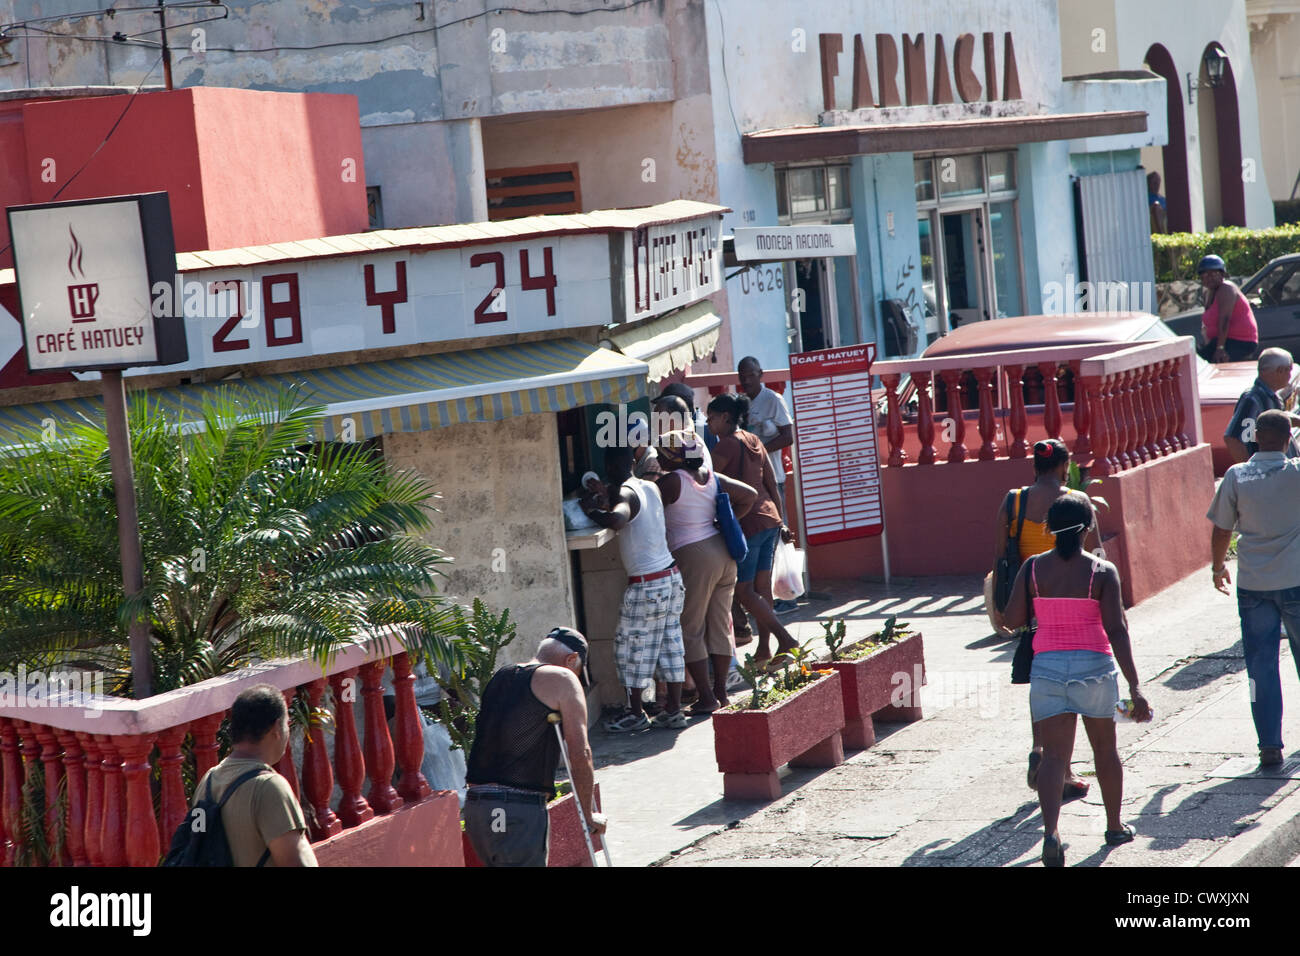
[1198,255,1259,363]
[1003,494,1151,866]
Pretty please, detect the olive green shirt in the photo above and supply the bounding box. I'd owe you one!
[195,757,307,867]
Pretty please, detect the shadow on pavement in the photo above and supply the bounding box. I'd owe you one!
[1158,641,1245,692]
[671,764,848,829]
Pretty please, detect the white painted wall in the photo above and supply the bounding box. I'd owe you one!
[1249,8,1300,201]
[1063,0,1275,227]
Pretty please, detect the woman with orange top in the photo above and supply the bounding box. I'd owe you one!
[992,439,1101,801]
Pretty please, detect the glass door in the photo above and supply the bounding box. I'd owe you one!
[939,207,991,329]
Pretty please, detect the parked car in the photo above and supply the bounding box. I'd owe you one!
[878,311,1263,477]
[1165,253,1300,359]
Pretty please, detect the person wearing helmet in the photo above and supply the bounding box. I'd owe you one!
[1197,254,1259,363]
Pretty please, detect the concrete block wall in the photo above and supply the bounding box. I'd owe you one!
[382,412,575,666]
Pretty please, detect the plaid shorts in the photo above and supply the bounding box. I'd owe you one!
[615,569,686,688]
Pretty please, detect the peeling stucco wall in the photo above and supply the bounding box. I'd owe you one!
[382,412,575,666]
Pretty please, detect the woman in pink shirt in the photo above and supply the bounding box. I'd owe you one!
[1198,254,1259,363]
[1003,494,1152,866]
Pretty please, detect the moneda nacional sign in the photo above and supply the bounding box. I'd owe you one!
[6,192,187,373]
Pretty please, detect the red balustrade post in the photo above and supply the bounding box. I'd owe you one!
[328,669,374,828]
[915,371,937,464]
[76,733,103,867]
[1162,360,1186,450]
[14,721,41,864]
[0,718,23,866]
[54,731,87,867]
[155,726,188,854]
[1169,360,1191,449]
[1078,376,1110,477]
[189,713,223,781]
[1068,360,1091,459]
[1100,375,1124,473]
[880,374,907,467]
[1004,365,1029,458]
[392,653,432,803]
[117,734,159,867]
[1129,368,1152,463]
[301,678,343,841]
[939,369,968,462]
[96,735,126,867]
[33,725,65,865]
[1143,364,1170,457]
[1038,362,1063,439]
[275,690,302,799]
[1109,373,1133,470]
[973,367,999,460]
[360,661,404,814]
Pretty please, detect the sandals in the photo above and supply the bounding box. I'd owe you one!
[1042,833,1065,867]
[684,703,719,719]
[1062,780,1090,801]
[1105,824,1136,846]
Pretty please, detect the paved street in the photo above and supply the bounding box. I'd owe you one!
[585,566,1300,867]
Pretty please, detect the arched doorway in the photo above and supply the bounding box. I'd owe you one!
[1200,42,1246,228]
[1142,44,1191,232]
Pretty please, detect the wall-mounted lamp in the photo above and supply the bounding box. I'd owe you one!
[1187,46,1229,105]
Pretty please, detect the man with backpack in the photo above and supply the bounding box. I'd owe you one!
[171,683,317,867]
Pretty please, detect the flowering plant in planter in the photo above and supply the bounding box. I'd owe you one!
[731,642,833,711]
[818,615,925,751]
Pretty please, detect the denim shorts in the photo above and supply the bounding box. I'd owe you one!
[1029,650,1118,721]
[736,525,780,584]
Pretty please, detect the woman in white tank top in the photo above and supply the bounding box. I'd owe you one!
[655,430,757,714]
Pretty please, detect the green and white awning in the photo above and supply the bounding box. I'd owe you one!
[605,302,722,381]
[0,338,649,443]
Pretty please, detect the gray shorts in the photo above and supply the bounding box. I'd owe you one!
[463,786,550,867]
[1029,650,1118,721]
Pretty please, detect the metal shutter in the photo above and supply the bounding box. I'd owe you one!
[1076,169,1157,312]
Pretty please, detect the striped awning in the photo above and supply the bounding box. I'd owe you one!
[0,338,650,443]
[605,302,722,381]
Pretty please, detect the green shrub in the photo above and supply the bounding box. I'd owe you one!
[1151,224,1300,283]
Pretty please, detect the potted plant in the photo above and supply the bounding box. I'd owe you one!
[819,615,926,750]
[711,646,845,801]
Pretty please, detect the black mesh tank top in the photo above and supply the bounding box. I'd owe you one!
[465,663,560,794]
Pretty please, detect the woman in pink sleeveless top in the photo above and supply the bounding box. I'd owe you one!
[1003,494,1152,866]
[1198,254,1259,363]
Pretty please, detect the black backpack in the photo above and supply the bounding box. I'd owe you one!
[162,766,272,867]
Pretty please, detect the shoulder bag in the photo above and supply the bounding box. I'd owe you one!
[993,487,1029,612]
[1010,556,1037,685]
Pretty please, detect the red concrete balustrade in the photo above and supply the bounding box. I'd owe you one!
[0,636,464,867]
[873,339,1202,476]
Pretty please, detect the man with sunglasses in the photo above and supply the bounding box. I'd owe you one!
[464,626,607,866]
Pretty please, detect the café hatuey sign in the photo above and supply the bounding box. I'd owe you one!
[0,205,724,388]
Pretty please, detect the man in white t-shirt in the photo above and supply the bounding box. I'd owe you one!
[580,444,687,732]
[738,356,793,514]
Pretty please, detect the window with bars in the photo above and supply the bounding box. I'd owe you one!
[485,164,582,220]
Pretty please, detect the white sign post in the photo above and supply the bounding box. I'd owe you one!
[7,192,186,698]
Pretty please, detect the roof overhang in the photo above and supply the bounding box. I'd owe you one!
[742,110,1149,164]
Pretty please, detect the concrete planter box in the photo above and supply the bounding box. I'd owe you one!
[712,670,845,801]
[462,783,604,867]
[822,631,926,750]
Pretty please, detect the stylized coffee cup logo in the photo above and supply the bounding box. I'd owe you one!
[66,226,99,323]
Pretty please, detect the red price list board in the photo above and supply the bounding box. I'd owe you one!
[788,344,883,545]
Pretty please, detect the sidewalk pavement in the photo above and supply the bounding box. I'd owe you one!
[580,566,1300,867]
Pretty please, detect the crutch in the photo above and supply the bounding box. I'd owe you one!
[547,712,613,867]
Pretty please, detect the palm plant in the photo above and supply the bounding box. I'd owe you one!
[0,384,461,696]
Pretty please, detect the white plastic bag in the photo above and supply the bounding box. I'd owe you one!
[772,539,806,601]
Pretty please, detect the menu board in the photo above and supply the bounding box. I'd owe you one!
[788,344,883,545]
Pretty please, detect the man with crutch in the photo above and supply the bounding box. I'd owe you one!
[464,627,607,866]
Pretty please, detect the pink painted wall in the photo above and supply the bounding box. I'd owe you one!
[1,88,368,268]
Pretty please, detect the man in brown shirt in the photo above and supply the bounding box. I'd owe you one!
[194,683,317,867]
